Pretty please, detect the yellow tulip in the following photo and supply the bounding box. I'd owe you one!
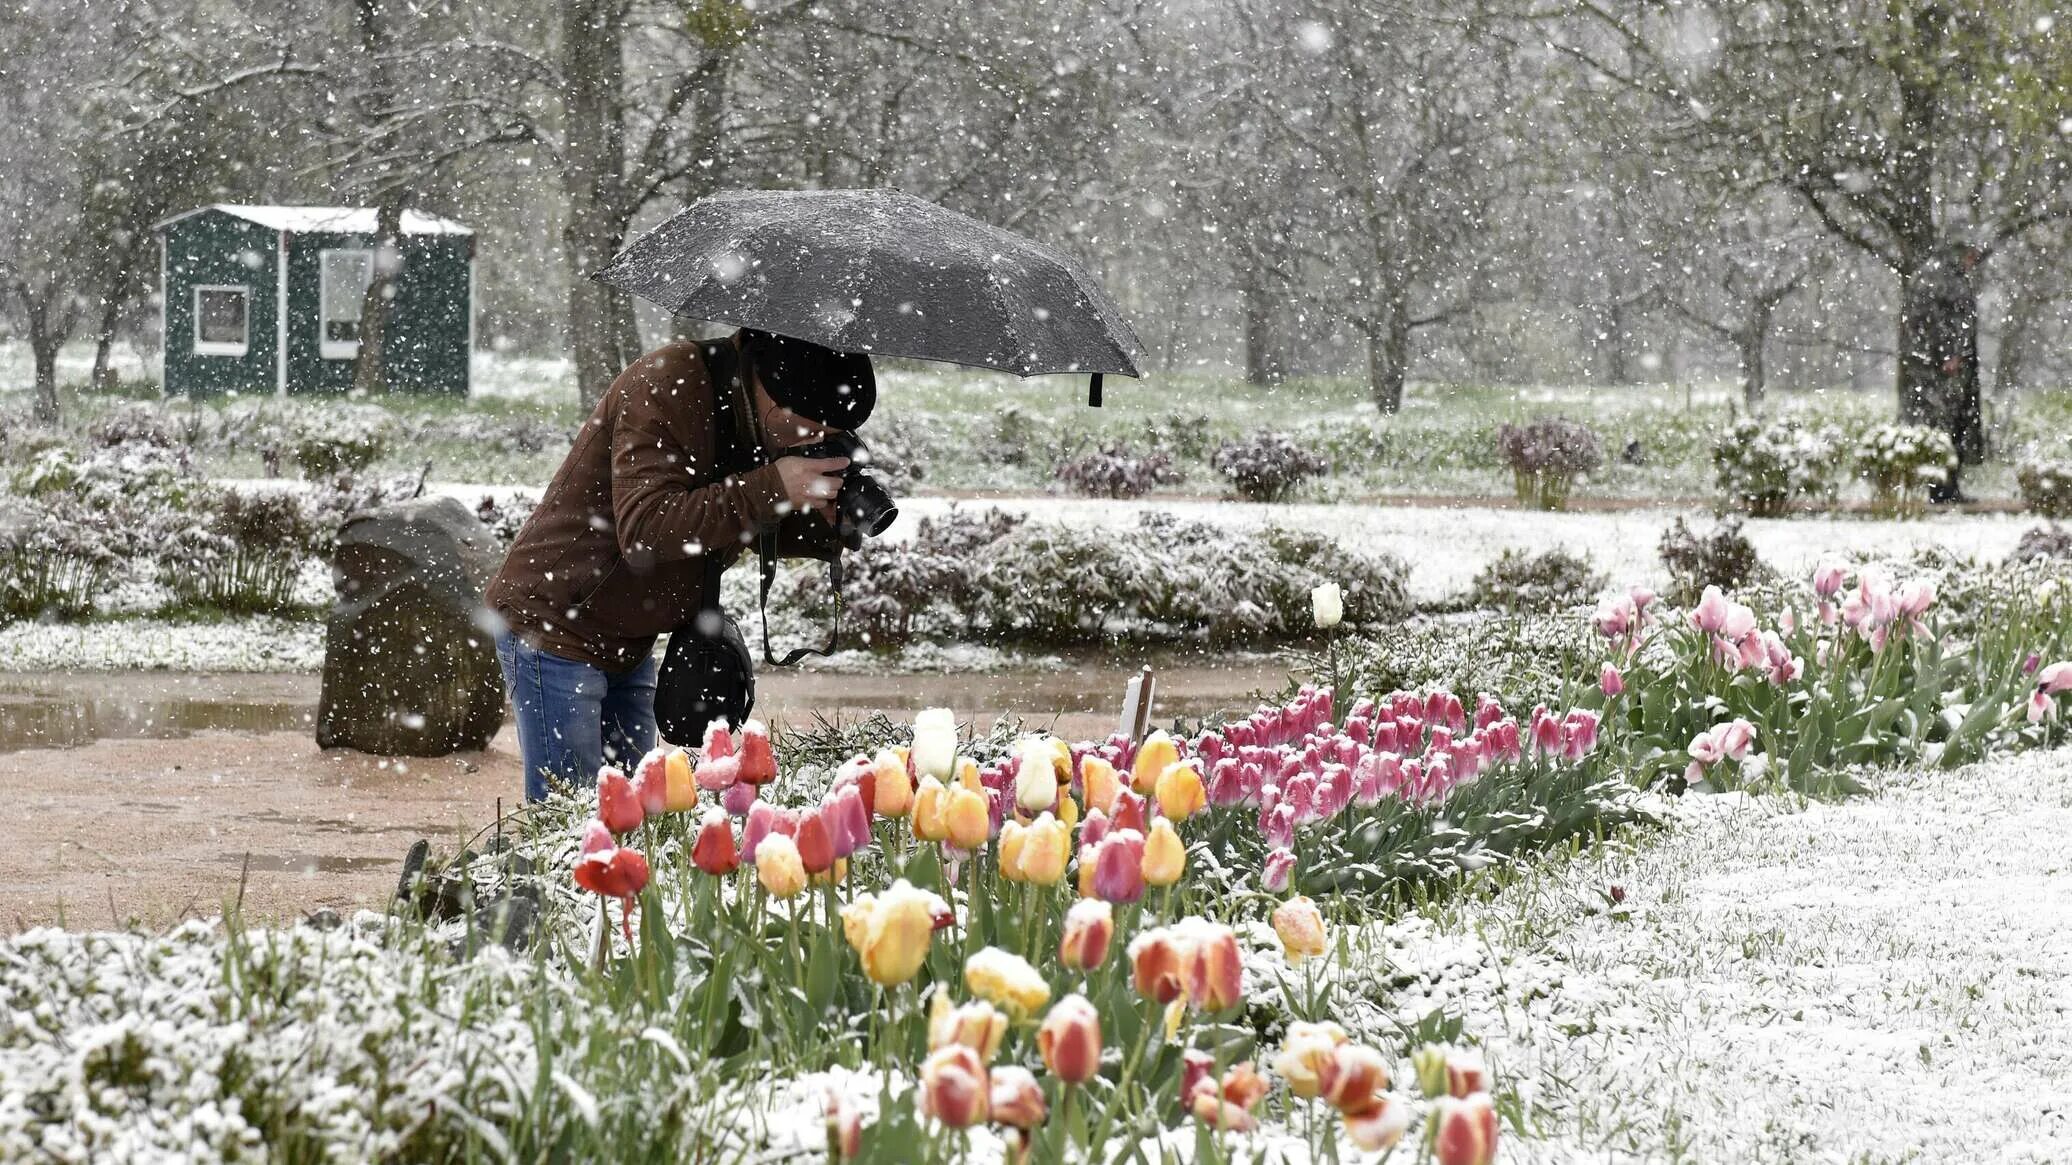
[756,834,808,899]
[928,991,1008,1061]
[844,879,936,986]
[1056,790,1080,832]
[872,749,914,818]
[946,785,991,851]
[1142,818,1186,887]
[1274,1021,1350,1100]
[1155,761,1207,821]
[965,946,1052,1015]
[1048,737,1073,782]
[1081,756,1122,816]
[1130,730,1179,795]
[1017,813,1070,886]
[663,747,698,812]
[956,756,984,794]
[1271,895,1328,964]
[998,821,1029,882]
[913,776,950,842]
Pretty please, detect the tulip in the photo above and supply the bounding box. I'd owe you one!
[1318,1044,1390,1112]
[1078,807,1112,851]
[1445,1049,1489,1098]
[1129,927,1190,1005]
[691,807,740,875]
[1038,994,1102,1084]
[928,991,1008,1061]
[663,746,698,812]
[998,821,1030,882]
[572,819,652,900]
[741,800,786,862]
[1262,847,1295,893]
[824,1087,861,1161]
[695,722,740,791]
[1058,899,1114,971]
[989,1066,1047,1130]
[1187,920,1243,1010]
[1344,1094,1411,1152]
[1312,581,1344,630]
[1272,895,1327,964]
[945,785,991,851]
[1110,790,1149,834]
[965,947,1051,1015]
[917,1045,989,1128]
[631,748,672,817]
[1129,730,1180,795]
[1091,829,1147,904]
[795,808,835,875]
[1813,563,1846,598]
[870,748,913,817]
[1080,755,1122,816]
[838,879,935,985]
[1691,585,1730,633]
[1017,813,1070,886]
[722,780,757,816]
[1719,717,1756,760]
[755,833,808,898]
[1141,818,1186,887]
[597,766,644,834]
[912,776,950,842]
[1192,1060,1270,1132]
[2040,661,2072,694]
[1014,737,1060,815]
[1599,661,1625,698]
[1273,1021,1349,1099]
[736,719,777,785]
[911,707,958,782]
[1432,1093,1499,1165]
[1154,761,1208,821]
[826,784,871,859]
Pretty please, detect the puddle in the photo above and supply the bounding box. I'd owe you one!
[0,657,1299,753]
[218,853,400,874]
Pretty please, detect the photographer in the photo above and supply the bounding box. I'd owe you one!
[486,329,873,802]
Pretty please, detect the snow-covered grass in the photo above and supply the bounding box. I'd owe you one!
[0,616,324,672]
[1374,747,2072,1163]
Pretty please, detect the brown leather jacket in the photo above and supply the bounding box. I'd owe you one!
[486,335,838,672]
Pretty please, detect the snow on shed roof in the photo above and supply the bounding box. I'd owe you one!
[154,204,473,235]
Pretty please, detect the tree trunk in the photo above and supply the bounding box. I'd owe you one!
[561,0,637,406]
[1735,301,1772,413]
[31,331,60,425]
[1366,289,1411,415]
[352,192,410,396]
[1240,266,1282,387]
[1992,272,2044,402]
[1897,249,1983,501]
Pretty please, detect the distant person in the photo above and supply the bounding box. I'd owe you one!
[485,330,872,801]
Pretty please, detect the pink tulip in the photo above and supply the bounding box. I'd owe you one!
[1091,829,1147,904]
[1078,807,1112,851]
[742,801,783,862]
[2039,662,2072,694]
[1599,662,1625,698]
[2029,688,2055,724]
[1813,564,1845,599]
[826,784,871,858]
[1207,758,1247,806]
[1261,802,1296,851]
[722,781,758,816]
[1262,847,1295,892]
[1720,718,1755,761]
[1691,585,1730,634]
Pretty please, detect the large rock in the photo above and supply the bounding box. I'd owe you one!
[317,495,506,755]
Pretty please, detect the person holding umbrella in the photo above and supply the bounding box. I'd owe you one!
[486,328,871,802]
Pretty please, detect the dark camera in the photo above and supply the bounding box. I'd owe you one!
[787,432,897,551]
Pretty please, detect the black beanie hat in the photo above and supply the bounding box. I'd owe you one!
[740,329,876,428]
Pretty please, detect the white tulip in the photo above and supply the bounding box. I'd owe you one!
[1311,581,1344,630]
[1013,736,1059,814]
[911,707,958,781]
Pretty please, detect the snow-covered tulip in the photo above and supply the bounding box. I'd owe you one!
[1272,895,1327,964]
[911,708,958,781]
[945,785,991,851]
[826,784,871,859]
[1432,1093,1499,1165]
[1311,581,1344,630]
[841,879,937,986]
[1141,818,1186,887]
[1038,994,1102,1084]
[1013,737,1059,815]
[1129,730,1180,795]
[1154,761,1207,821]
[695,722,741,791]
[1080,755,1122,816]
[1129,927,1190,1005]
[1110,789,1149,834]
[1814,563,1846,599]
[691,808,740,875]
[912,776,950,842]
[736,719,777,785]
[871,748,913,817]
[755,833,808,899]
[1691,585,1730,634]
[795,808,835,875]
[1262,846,1295,893]
[1188,920,1244,1010]
[989,1066,1047,1130]
[632,749,672,817]
[928,992,1008,1061]
[1445,1049,1489,1098]
[998,821,1029,883]
[723,780,757,816]
[1188,1059,1271,1132]
[1344,1095,1411,1152]
[1016,813,1070,886]
[824,1088,862,1161]
[1090,829,1147,904]
[1599,661,1624,698]
[597,766,644,834]
[965,947,1051,1015]
[1058,899,1114,971]
[917,1045,989,1128]
[663,746,698,812]
[1273,1020,1350,1099]
[1319,1044,1391,1113]
[572,819,651,900]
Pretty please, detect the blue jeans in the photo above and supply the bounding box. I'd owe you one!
[495,629,658,803]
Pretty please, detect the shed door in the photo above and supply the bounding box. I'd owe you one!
[319,248,375,360]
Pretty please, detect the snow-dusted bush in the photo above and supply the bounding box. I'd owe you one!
[1657,516,1766,606]
[1468,547,1609,613]
[158,489,321,614]
[1853,423,1954,518]
[2009,524,2072,564]
[475,491,540,548]
[0,496,116,623]
[2016,458,2072,519]
[1210,431,1328,502]
[1053,444,1177,498]
[1712,416,1836,517]
[1495,416,1602,511]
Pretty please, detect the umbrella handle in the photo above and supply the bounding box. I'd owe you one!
[1089,373,1103,408]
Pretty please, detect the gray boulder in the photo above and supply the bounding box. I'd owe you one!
[317,495,506,755]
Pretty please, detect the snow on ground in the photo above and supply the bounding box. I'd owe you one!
[1371,749,2072,1163]
[0,616,324,672]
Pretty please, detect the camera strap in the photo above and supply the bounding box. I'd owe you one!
[759,532,841,666]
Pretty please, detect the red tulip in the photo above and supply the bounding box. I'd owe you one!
[917,1045,990,1128]
[738,719,778,785]
[1058,899,1114,971]
[597,766,644,834]
[824,1087,862,1160]
[1037,994,1101,1084]
[1110,789,1148,834]
[1432,1093,1498,1165]
[572,819,651,900]
[796,808,835,875]
[691,808,740,875]
[632,748,671,817]
[1129,928,1189,1004]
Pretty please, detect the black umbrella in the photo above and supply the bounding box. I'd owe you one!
[592,188,1144,405]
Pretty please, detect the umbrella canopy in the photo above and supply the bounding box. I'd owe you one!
[592,188,1143,403]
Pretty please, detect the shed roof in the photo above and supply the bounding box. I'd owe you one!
[154,204,474,236]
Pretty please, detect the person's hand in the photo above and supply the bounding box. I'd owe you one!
[774,455,849,524]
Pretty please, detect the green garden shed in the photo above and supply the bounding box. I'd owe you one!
[154,204,475,397]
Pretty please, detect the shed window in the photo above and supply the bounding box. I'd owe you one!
[193,286,249,357]
[320,249,375,359]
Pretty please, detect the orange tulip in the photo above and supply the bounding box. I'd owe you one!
[989,1066,1047,1129]
[912,776,950,842]
[1273,1021,1350,1099]
[1431,1093,1498,1165]
[1271,895,1328,964]
[1154,761,1207,821]
[1141,818,1186,887]
[928,991,1008,1061]
[1187,920,1243,1011]
[1037,994,1102,1084]
[945,785,991,851]
[1080,755,1122,816]
[871,748,914,817]
[917,1045,989,1128]
[1129,730,1179,794]
[1344,1094,1412,1153]
[1129,928,1190,1005]
[1057,899,1114,971]
[1318,1044,1391,1113]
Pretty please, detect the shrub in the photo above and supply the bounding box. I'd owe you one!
[0,498,117,624]
[2016,459,2072,519]
[1054,445,1177,499]
[1852,423,1954,518]
[1469,548,1609,613]
[1495,416,1602,511]
[1210,432,1328,502]
[287,406,394,479]
[2009,524,2072,564]
[159,489,321,614]
[991,405,1041,467]
[1658,516,1765,606]
[476,493,540,549]
[1712,416,1836,517]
